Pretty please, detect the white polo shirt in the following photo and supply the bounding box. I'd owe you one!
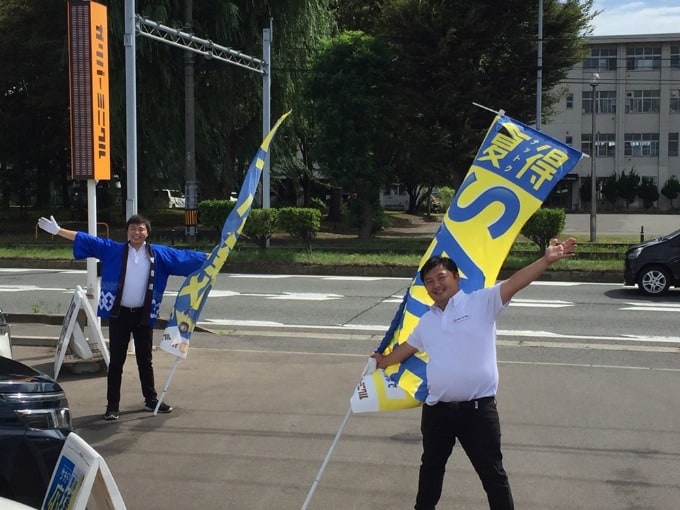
[406,284,508,405]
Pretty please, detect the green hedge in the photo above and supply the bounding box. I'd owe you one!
[198,200,235,234]
[277,207,321,252]
[242,208,279,249]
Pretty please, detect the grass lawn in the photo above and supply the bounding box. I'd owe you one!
[0,208,633,272]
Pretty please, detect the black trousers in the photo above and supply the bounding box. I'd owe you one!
[106,308,157,409]
[414,397,514,510]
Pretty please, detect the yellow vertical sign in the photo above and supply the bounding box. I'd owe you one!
[68,0,110,181]
[90,1,110,180]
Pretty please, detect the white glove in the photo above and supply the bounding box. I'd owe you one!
[38,215,61,235]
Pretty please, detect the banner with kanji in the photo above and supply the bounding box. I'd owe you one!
[351,113,584,413]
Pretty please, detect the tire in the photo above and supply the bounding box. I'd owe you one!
[637,265,671,296]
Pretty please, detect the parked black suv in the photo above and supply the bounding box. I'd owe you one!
[0,312,72,508]
[624,229,680,296]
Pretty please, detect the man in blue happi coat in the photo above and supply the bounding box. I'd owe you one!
[38,214,207,420]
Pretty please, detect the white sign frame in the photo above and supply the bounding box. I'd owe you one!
[41,432,126,510]
[54,285,109,379]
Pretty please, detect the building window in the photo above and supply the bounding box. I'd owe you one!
[583,90,616,114]
[624,133,660,157]
[625,46,661,70]
[565,135,573,146]
[583,91,593,114]
[566,93,574,109]
[671,90,680,113]
[670,133,679,157]
[581,133,615,157]
[625,90,660,113]
[598,91,616,114]
[672,45,680,69]
[584,48,617,70]
[598,134,616,157]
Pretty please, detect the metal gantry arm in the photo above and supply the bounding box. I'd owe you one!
[136,15,264,74]
[125,0,271,222]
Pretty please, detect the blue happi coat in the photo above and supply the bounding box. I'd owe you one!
[73,232,207,326]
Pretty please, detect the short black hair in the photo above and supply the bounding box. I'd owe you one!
[126,214,151,234]
[420,255,458,282]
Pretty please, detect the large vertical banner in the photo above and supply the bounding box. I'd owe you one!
[67,0,110,181]
[160,111,292,359]
[351,113,584,413]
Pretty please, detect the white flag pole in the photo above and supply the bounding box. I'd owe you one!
[300,358,376,510]
[154,356,182,415]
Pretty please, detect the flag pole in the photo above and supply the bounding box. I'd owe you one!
[154,356,182,416]
[300,358,376,510]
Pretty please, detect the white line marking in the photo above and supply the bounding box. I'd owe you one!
[199,320,680,345]
[268,292,343,301]
[510,298,574,308]
[0,285,69,292]
[497,329,680,344]
[620,306,680,312]
[226,274,407,281]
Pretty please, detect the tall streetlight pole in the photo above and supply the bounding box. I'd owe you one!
[589,72,599,242]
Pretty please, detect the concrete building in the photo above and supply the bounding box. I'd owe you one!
[542,33,680,211]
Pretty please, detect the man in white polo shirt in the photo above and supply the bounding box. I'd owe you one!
[372,237,577,510]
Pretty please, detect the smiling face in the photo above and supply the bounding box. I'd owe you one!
[422,263,461,310]
[127,222,148,249]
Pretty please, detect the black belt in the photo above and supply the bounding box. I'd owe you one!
[120,306,143,313]
[437,396,495,410]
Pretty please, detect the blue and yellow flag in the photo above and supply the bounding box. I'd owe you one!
[160,111,291,358]
[350,113,584,412]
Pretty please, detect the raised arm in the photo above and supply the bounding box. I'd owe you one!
[38,216,77,241]
[500,237,576,304]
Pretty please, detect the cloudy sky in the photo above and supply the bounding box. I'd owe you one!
[591,0,680,35]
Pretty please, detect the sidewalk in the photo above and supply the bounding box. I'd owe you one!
[562,213,678,238]
[384,213,678,238]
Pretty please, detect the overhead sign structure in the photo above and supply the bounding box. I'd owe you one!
[68,0,111,181]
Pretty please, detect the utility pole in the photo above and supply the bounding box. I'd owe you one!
[184,0,198,239]
[590,73,599,243]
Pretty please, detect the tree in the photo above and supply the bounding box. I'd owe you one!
[521,208,566,254]
[601,173,618,208]
[303,31,398,238]
[0,0,71,210]
[332,0,383,32]
[579,175,592,206]
[617,168,640,209]
[638,177,660,210]
[0,0,335,211]
[661,175,680,209]
[372,0,596,190]
[106,0,336,207]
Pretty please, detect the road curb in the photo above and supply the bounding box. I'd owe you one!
[0,259,622,283]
